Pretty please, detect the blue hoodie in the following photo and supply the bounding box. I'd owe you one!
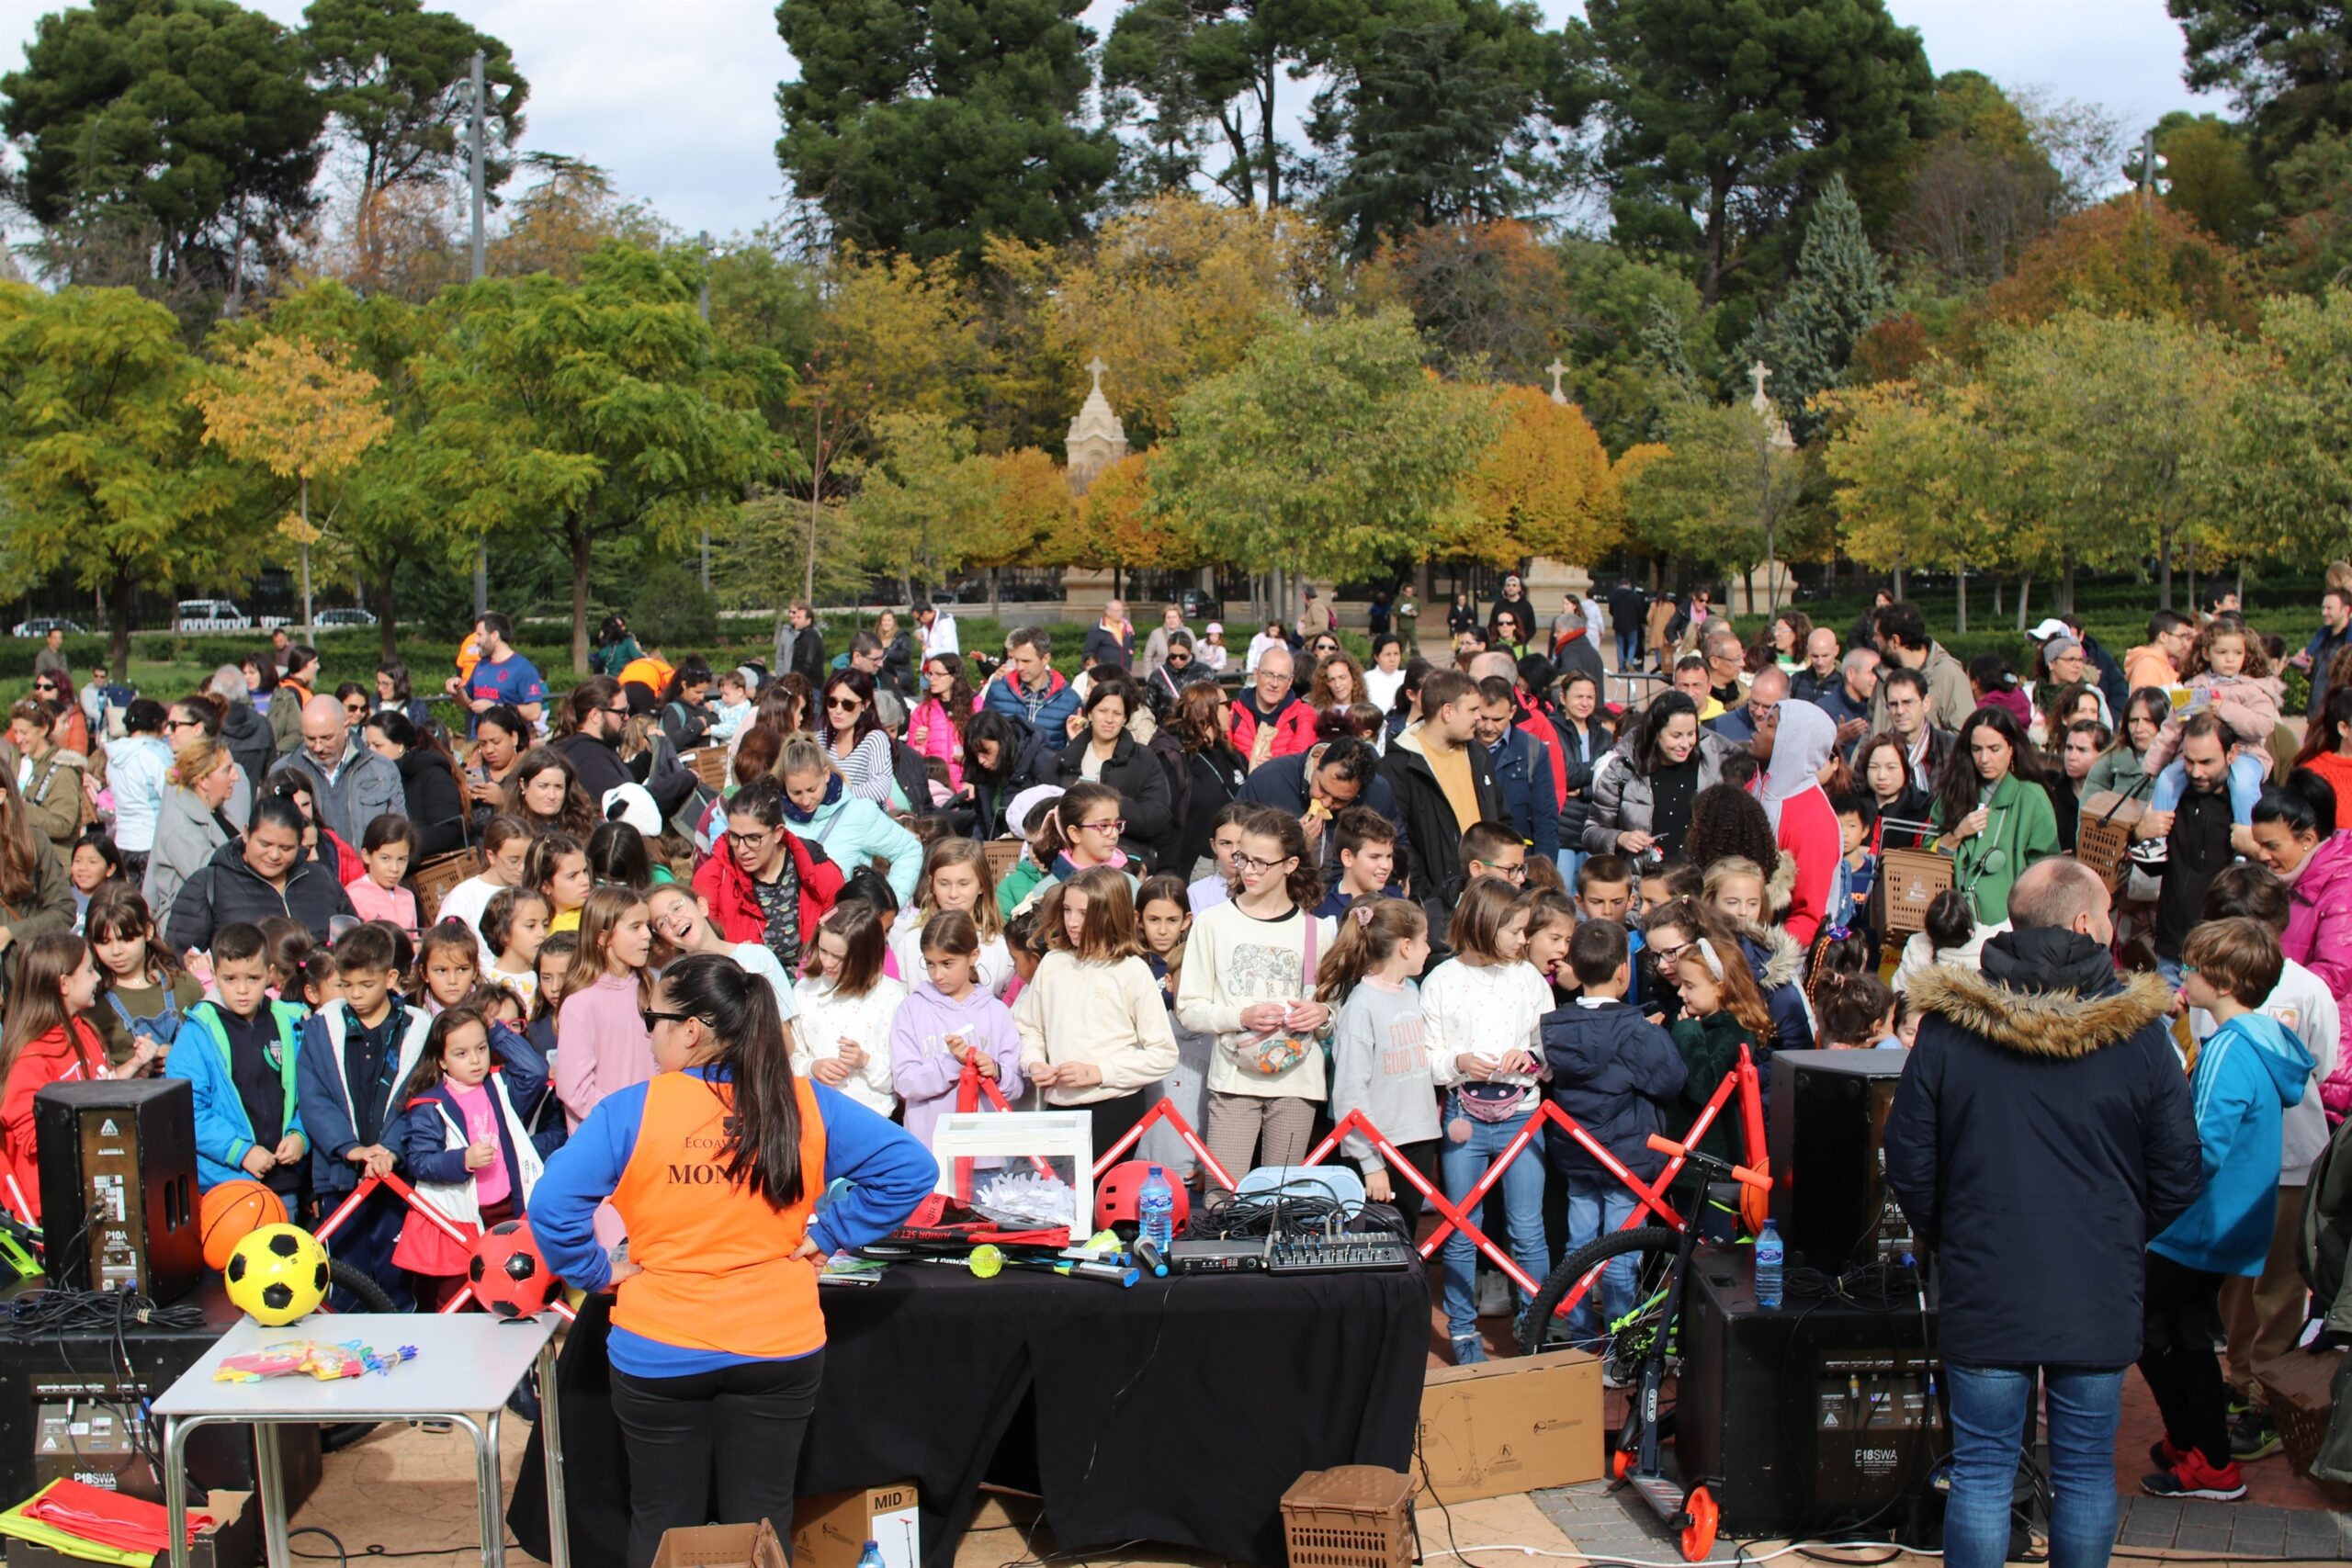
[2151,1010,2313,1277]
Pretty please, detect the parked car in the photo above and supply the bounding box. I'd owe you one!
[175,599,252,632]
[313,608,379,628]
[1180,588,1223,624]
[11,618,85,638]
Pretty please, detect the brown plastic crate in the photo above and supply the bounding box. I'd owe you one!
[1879,846,1952,937]
[410,850,476,927]
[689,747,731,791]
[1282,1465,1418,1568]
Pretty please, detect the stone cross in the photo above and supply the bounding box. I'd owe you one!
[1749,361,1772,405]
[1086,355,1107,395]
[1546,357,1568,403]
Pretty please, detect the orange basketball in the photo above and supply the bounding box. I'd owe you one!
[201,1180,288,1270]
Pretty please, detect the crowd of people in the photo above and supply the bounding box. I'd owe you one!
[4,571,2350,1565]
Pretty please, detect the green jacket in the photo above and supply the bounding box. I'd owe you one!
[1668,1010,1749,1167]
[1932,771,2059,925]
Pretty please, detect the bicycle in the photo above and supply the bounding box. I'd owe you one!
[1514,1134,1770,1562]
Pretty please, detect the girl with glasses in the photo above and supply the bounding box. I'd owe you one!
[1177,807,1336,1182]
[1051,682,1173,872]
[907,655,974,792]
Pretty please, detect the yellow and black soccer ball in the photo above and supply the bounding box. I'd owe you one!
[223,1224,331,1325]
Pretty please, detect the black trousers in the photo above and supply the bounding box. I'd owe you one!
[2139,1251,2230,1465]
[1087,1089,1153,1165]
[610,1349,826,1568]
[1385,1139,1440,1236]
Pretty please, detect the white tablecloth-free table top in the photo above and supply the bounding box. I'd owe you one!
[154,1311,554,1417]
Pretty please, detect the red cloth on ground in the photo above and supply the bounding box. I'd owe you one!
[27,1477,212,1551]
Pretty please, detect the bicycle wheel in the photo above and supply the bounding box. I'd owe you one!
[319,1259,397,1454]
[1514,1226,1680,1362]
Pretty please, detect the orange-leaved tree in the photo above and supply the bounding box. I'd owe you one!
[1449,385,1622,568]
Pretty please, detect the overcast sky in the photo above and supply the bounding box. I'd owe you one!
[0,0,2223,243]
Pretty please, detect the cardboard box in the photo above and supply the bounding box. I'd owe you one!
[1415,1354,1602,1503]
[649,1519,787,1568]
[793,1482,920,1568]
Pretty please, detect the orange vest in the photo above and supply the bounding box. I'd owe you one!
[617,655,673,695]
[609,1072,828,1359]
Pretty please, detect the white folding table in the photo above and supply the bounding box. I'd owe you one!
[153,1312,568,1568]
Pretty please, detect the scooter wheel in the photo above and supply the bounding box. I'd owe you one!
[1611,1449,1633,1482]
[1679,1486,1718,1562]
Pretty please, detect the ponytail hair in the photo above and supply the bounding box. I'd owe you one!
[1316,896,1427,1004]
[1802,921,1876,1017]
[663,952,807,1210]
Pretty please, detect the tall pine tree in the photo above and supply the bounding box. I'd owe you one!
[1749,175,1892,445]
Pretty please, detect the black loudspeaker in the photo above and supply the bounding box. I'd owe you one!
[1767,1049,1914,1275]
[34,1079,200,1301]
[1678,1245,1943,1540]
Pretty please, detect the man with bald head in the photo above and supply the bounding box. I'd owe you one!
[1790,627,1843,704]
[270,691,404,847]
[1707,665,1786,748]
[1884,856,2200,1568]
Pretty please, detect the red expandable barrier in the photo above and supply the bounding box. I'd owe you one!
[314,1170,575,1322]
[1091,1099,1238,1191]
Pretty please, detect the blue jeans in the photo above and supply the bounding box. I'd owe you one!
[1439,1100,1549,1338]
[2148,752,2264,823]
[1562,1175,1637,1343]
[1615,630,1640,670]
[1944,1363,2122,1568]
[1555,848,1584,886]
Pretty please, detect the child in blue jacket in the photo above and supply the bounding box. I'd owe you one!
[294,923,432,1309]
[1542,918,1687,1349]
[2143,918,2314,1502]
[167,922,308,1204]
[390,1004,563,1305]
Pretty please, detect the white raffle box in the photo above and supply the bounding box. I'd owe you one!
[929,1111,1093,1234]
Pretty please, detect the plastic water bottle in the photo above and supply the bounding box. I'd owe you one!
[1138,1165,1175,1255]
[1755,1219,1784,1310]
[859,1541,885,1568]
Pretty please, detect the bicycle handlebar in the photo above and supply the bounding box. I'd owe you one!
[1646,1133,1771,1191]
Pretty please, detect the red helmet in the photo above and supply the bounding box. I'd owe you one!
[1093,1160,1191,1234]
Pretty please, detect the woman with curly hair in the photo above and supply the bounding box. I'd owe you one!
[1308,650,1367,716]
[1167,681,1248,881]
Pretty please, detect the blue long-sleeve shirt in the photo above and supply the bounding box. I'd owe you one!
[527,1065,937,1375]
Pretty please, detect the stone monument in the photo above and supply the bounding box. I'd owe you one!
[1730,360,1797,616]
[1522,353,1592,612]
[1061,356,1129,610]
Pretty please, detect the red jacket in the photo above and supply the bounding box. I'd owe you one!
[1513,696,1571,811]
[692,831,844,959]
[1774,787,1841,950]
[1229,694,1318,765]
[2,1019,106,1223]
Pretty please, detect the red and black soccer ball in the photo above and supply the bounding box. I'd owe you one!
[467,1219,560,1319]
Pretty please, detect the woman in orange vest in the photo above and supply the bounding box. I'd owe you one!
[530,952,936,1568]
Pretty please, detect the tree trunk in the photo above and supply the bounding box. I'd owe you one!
[1956,559,1969,635]
[1993,578,2003,618]
[571,527,594,673]
[989,566,1001,622]
[2158,525,2174,611]
[2237,560,2245,603]
[377,563,400,663]
[1892,560,1905,603]
[107,568,131,674]
[2016,574,2031,634]
[2186,539,2197,613]
[2063,561,2077,614]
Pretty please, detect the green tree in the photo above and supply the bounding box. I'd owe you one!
[1890,71,2066,289]
[424,243,800,671]
[2221,289,2352,567]
[848,412,1004,596]
[1100,0,1321,209]
[1619,398,1805,587]
[1148,308,1498,585]
[1748,175,1893,444]
[303,0,526,203]
[2170,0,2352,172]
[1978,310,2246,611]
[1302,0,1580,257]
[2153,111,2264,249]
[2,0,328,305]
[1822,378,2008,626]
[0,286,245,665]
[1586,0,1934,306]
[775,0,1117,265]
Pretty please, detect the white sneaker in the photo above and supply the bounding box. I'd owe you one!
[1476,1269,1512,1318]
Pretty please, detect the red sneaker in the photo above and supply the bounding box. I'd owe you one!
[2147,1437,2189,1470]
[2141,1449,2247,1501]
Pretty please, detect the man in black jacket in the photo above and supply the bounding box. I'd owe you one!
[1885,858,2200,1568]
[166,795,356,950]
[550,678,636,801]
[1377,669,1502,905]
[775,601,826,690]
[1238,737,1410,879]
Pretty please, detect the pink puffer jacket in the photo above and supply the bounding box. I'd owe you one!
[2143,672,2286,773]
[2286,830,2352,1117]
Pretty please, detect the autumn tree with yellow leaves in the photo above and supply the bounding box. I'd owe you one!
[189,333,391,637]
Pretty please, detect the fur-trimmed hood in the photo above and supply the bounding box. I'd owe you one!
[1731,919,1804,991]
[1766,851,1797,919]
[1906,964,2173,1060]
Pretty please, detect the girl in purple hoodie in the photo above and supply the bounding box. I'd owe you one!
[890,910,1024,1156]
